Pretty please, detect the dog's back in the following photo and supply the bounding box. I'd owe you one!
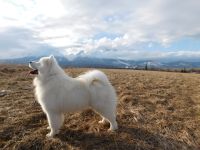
[77,70,111,86]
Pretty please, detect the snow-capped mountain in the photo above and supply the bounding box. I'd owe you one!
[1,56,200,69]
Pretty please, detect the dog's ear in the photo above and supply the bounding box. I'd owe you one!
[49,55,55,61]
[47,55,55,66]
[49,55,56,64]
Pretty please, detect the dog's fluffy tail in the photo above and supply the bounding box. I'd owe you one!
[78,70,111,86]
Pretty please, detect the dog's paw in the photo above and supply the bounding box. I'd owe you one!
[98,120,106,124]
[108,123,118,131]
[46,129,60,138]
[46,133,54,138]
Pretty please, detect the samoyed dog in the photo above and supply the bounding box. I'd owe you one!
[29,55,118,137]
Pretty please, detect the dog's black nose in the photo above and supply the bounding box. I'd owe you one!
[29,61,32,64]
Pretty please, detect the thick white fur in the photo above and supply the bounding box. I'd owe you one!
[29,56,118,137]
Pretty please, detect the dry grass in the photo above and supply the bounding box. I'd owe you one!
[0,64,200,150]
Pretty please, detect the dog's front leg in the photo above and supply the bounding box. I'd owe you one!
[46,112,64,138]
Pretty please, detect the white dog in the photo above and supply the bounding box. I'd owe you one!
[29,55,118,137]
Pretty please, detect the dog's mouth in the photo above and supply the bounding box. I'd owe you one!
[29,69,38,75]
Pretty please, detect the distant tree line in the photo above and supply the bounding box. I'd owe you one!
[140,66,200,73]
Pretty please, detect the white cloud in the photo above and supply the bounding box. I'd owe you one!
[0,0,66,29]
[0,0,200,60]
[0,27,61,58]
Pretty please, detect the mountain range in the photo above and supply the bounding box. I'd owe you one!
[0,56,200,69]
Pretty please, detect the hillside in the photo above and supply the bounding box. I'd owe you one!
[0,65,200,149]
[1,56,200,69]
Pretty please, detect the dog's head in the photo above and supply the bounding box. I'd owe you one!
[29,55,56,76]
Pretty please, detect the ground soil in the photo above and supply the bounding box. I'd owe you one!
[0,65,200,149]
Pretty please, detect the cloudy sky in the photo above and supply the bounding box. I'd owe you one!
[0,0,200,61]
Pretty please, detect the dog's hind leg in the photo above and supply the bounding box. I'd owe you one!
[103,112,118,131]
[98,117,107,124]
[94,107,118,131]
[46,112,64,137]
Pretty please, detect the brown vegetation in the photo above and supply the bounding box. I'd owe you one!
[0,65,200,149]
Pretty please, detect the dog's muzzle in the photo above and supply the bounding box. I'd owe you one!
[29,62,38,75]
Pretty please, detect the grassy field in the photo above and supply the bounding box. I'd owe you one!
[0,64,200,150]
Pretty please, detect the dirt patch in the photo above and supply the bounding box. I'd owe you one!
[0,65,200,149]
